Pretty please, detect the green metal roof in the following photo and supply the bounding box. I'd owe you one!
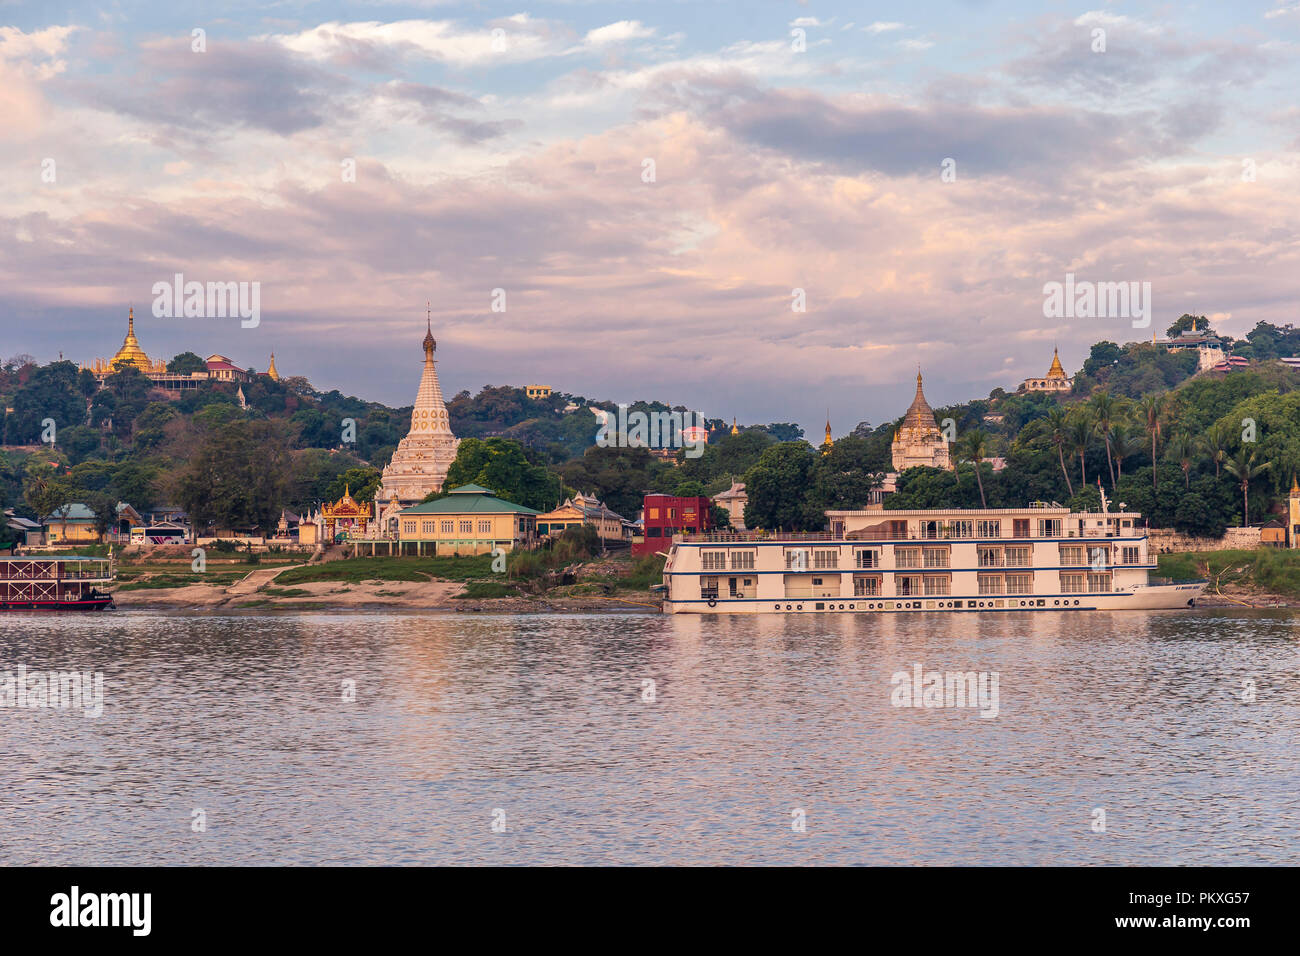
[399,486,539,516]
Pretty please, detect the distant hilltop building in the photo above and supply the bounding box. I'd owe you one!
[891,370,952,472]
[82,307,279,391]
[524,384,552,399]
[1152,318,1225,372]
[1022,348,1072,394]
[376,311,460,506]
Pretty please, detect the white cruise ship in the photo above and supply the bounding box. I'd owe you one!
[660,504,1205,614]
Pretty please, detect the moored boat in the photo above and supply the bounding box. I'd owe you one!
[661,504,1206,614]
[0,556,115,611]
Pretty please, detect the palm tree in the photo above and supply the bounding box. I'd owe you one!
[1110,422,1143,484]
[1067,411,1093,489]
[1166,433,1195,489]
[958,429,990,508]
[1203,422,1231,478]
[1088,391,1119,488]
[1138,394,1164,495]
[1045,407,1073,497]
[1223,447,1271,527]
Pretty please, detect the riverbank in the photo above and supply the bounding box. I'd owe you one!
[1157,549,1300,608]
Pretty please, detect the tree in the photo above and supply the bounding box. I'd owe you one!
[1110,422,1144,484]
[957,429,990,508]
[1165,434,1195,489]
[1067,411,1093,488]
[438,437,563,512]
[1223,447,1270,527]
[1088,391,1119,488]
[1138,394,1164,496]
[22,461,73,523]
[324,467,382,504]
[171,419,296,533]
[742,441,820,531]
[809,436,883,511]
[167,352,207,375]
[1045,407,1073,497]
[1203,422,1232,478]
[1165,314,1214,338]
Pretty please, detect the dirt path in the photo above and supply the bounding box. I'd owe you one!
[219,564,301,600]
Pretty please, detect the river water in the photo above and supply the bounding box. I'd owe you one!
[2,609,1297,865]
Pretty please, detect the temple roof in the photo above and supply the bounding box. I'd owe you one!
[400,485,539,515]
[1046,348,1067,379]
[901,370,938,430]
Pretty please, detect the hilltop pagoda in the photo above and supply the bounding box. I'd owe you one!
[890,369,953,472]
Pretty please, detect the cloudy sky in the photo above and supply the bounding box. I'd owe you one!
[2,1,1298,434]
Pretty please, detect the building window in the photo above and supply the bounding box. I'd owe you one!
[422,521,434,535]
[440,520,454,534]
[978,574,1003,595]
[478,519,491,534]
[1088,572,1112,592]
[1005,573,1032,594]
[977,547,1003,568]
[1037,519,1062,538]
[948,520,974,539]
[729,577,754,598]
[896,574,921,596]
[853,575,881,597]
[649,508,659,519]
[1121,546,1140,565]
[730,550,755,570]
[922,547,949,569]
[895,548,920,569]
[1013,519,1031,538]
[403,521,415,534]
[1087,546,1110,568]
[923,575,951,596]
[1060,573,1086,593]
[784,548,809,570]
[1004,546,1031,568]
[1060,545,1086,566]
[459,520,473,534]
[813,549,838,570]
[700,576,719,599]
[702,550,727,571]
[855,548,880,569]
[976,519,1001,538]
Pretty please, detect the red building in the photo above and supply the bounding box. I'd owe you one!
[633,494,713,556]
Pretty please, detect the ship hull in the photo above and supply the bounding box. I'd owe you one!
[0,596,115,611]
[665,582,1206,614]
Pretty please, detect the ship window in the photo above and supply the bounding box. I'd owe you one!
[701,550,727,570]
[854,548,880,569]
[730,549,755,570]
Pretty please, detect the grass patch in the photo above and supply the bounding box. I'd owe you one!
[277,554,497,585]
[1159,549,1300,599]
[260,586,311,597]
[454,580,517,599]
[114,572,244,591]
[623,554,666,590]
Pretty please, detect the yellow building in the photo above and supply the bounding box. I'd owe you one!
[394,484,538,556]
[891,370,953,472]
[535,493,626,541]
[525,384,552,400]
[1022,348,1073,393]
[43,504,104,545]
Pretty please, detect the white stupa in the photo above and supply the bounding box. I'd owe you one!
[376,309,460,505]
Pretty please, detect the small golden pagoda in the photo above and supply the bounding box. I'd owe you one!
[84,307,167,378]
[267,352,280,381]
[730,417,739,436]
[1022,347,1072,394]
[823,414,833,455]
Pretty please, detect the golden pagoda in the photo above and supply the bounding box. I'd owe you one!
[730,417,739,436]
[823,414,833,455]
[1022,347,1072,394]
[84,307,168,378]
[267,352,280,381]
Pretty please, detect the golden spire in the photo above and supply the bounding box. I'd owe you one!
[823,413,833,455]
[1291,475,1299,496]
[423,301,436,357]
[730,417,739,436]
[109,305,151,372]
[1047,347,1066,378]
[267,352,280,381]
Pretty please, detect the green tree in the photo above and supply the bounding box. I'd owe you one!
[1165,433,1195,489]
[742,441,820,531]
[438,437,563,512]
[1223,447,1270,527]
[167,352,207,374]
[1088,391,1119,488]
[1045,407,1073,497]
[1138,394,1164,495]
[956,429,990,508]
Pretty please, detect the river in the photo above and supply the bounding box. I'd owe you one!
[3,608,1297,865]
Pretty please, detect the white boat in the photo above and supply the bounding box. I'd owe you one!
[661,503,1206,614]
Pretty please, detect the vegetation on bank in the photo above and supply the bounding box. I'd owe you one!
[4,316,1298,548]
[1157,549,1300,600]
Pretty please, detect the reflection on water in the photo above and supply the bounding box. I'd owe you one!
[2,609,1297,865]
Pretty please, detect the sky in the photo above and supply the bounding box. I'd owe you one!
[2,1,1298,436]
